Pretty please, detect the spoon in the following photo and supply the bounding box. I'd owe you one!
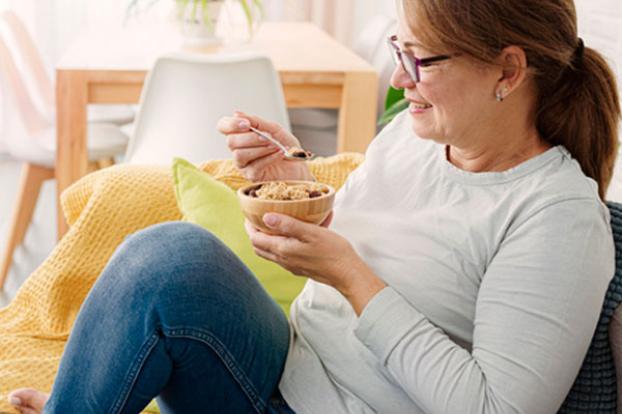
[249,126,315,161]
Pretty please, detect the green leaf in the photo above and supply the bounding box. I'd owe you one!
[177,0,190,20]
[127,0,263,32]
[124,0,140,25]
[384,86,404,111]
[191,0,198,23]
[378,97,408,126]
[201,0,215,31]
[252,0,264,19]
[239,0,255,36]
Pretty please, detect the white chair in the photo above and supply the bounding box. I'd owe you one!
[124,52,290,165]
[0,25,129,289]
[289,14,396,156]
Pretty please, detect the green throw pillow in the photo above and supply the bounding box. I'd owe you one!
[171,157,306,315]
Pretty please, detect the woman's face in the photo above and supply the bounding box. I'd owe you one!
[391,22,501,147]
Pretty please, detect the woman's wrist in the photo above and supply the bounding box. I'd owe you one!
[338,258,387,316]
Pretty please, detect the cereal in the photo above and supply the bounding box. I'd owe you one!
[286,147,314,159]
[248,181,329,200]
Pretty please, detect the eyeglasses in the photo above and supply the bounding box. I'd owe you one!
[387,35,454,83]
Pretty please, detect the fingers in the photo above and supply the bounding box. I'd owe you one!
[263,213,316,241]
[217,112,283,137]
[234,111,285,136]
[319,211,333,228]
[245,219,291,255]
[233,146,280,169]
[247,150,285,173]
[226,132,270,151]
[217,116,251,135]
[252,246,281,263]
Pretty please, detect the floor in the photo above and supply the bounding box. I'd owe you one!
[0,154,57,308]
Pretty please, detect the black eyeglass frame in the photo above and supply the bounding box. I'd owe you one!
[387,34,454,82]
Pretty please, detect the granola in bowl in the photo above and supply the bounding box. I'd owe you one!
[246,181,329,201]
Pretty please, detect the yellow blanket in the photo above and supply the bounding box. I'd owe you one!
[0,154,363,413]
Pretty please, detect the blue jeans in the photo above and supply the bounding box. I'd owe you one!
[44,222,296,414]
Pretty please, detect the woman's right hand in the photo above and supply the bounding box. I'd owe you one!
[217,111,314,182]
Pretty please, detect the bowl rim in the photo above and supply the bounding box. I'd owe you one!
[237,180,335,204]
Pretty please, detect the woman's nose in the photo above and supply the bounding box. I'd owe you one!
[390,64,416,90]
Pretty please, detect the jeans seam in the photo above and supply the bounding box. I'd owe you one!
[163,326,267,414]
[109,331,161,414]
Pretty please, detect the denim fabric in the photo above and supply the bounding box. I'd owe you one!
[44,221,296,414]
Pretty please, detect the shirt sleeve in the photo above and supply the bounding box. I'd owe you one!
[353,197,614,414]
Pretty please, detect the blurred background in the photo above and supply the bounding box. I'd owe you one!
[0,0,620,304]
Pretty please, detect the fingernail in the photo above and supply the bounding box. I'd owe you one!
[238,120,250,129]
[263,213,279,227]
[9,396,22,406]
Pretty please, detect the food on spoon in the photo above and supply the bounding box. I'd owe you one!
[286,146,314,159]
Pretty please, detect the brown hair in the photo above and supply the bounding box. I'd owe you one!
[401,0,621,199]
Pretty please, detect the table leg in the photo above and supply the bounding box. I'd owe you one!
[56,70,88,239]
[337,71,379,154]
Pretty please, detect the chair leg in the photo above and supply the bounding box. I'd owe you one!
[0,163,54,290]
[87,161,99,174]
[87,158,115,174]
[97,157,115,169]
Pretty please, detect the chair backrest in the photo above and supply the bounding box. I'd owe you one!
[610,302,622,413]
[352,14,396,119]
[557,201,622,413]
[124,52,290,165]
[0,10,54,121]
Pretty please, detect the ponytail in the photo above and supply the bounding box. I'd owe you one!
[535,45,620,200]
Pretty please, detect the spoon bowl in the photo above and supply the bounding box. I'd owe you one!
[249,126,315,161]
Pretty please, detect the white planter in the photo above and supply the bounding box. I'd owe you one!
[178,1,225,46]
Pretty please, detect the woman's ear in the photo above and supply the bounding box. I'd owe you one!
[494,45,529,100]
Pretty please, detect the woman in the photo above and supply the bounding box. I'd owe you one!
[9,0,621,413]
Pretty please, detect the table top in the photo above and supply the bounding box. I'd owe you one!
[57,21,375,75]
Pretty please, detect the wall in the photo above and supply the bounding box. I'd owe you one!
[576,0,621,96]
[352,0,396,48]
[576,0,622,200]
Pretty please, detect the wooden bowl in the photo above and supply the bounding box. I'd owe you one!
[237,180,335,234]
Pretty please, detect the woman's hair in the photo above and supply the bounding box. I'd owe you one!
[401,0,621,199]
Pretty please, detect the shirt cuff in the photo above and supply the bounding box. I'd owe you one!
[353,286,426,364]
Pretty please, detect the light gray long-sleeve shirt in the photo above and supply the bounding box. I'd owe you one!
[278,111,615,414]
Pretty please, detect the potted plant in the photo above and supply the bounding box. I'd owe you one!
[127,0,263,45]
[379,86,408,127]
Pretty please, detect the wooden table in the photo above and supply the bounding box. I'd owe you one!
[55,22,378,238]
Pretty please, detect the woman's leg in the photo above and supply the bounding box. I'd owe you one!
[42,221,290,414]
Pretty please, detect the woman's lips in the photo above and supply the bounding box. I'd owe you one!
[408,101,433,114]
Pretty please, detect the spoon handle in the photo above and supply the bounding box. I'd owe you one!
[248,126,289,154]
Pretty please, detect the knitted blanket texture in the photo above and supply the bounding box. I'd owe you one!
[0,154,363,413]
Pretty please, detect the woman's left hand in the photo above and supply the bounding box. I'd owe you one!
[245,212,387,314]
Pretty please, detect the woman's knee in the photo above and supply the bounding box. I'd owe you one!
[126,221,226,260]
[104,221,236,291]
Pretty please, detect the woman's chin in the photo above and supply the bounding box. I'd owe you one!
[410,123,435,140]
[410,124,448,145]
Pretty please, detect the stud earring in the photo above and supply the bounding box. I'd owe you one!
[496,87,508,102]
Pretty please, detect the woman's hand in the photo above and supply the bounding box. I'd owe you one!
[245,212,386,315]
[217,111,314,182]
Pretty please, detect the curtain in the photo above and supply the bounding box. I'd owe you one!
[268,0,355,45]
